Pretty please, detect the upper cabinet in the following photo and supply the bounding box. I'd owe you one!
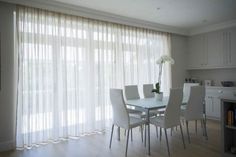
[187,35,206,68]
[206,31,224,68]
[187,27,236,69]
[225,28,236,67]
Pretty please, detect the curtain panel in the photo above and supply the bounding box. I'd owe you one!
[16,6,171,148]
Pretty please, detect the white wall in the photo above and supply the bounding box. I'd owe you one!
[171,34,189,88]
[0,2,16,151]
[189,68,236,86]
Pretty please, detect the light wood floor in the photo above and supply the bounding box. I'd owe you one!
[0,120,220,157]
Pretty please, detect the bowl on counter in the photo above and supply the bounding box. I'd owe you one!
[221,81,234,87]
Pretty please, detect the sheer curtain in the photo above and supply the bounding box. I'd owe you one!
[16,6,171,148]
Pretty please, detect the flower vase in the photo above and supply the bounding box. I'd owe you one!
[155,92,163,101]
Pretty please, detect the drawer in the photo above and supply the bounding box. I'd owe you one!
[206,89,236,98]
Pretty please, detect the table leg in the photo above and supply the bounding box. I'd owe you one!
[147,109,150,155]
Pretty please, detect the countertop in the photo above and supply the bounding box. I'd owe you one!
[220,97,236,102]
[205,86,236,90]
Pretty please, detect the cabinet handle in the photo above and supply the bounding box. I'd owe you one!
[218,90,223,93]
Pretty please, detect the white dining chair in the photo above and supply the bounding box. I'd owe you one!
[109,89,146,157]
[182,83,200,128]
[150,88,185,156]
[181,86,208,143]
[183,83,200,101]
[124,85,145,116]
[143,84,155,98]
[143,83,165,138]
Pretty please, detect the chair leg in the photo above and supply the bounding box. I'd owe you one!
[124,129,126,136]
[131,129,133,141]
[171,128,173,136]
[125,129,130,157]
[109,124,114,148]
[186,121,190,143]
[155,126,158,139]
[160,127,162,141]
[117,127,120,141]
[164,129,170,157]
[179,124,186,149]
[203,118,208,140]
[144,124,146,147]
[201,119,205,136]
[195,120,197,134]
[141,125,143,142]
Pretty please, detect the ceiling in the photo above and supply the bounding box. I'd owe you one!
[50,0,236,30]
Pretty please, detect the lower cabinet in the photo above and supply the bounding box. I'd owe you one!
[205,96,221,120]
[205,87,236,120]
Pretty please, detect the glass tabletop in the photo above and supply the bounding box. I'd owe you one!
[126,96,188,110]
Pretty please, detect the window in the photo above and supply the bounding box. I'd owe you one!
[16,6,171,148]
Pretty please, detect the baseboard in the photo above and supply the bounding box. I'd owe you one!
[0,140,15,152]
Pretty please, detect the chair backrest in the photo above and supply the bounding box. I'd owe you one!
[185,86,205,121]
[110,89,129,129]
[164,88,183,128]
[124,85,140,100]
[143,84,155,98]
[183,83,200,101]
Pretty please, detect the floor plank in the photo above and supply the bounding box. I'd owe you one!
[0,120,220,157]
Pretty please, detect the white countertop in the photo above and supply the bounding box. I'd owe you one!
[205,86,236,90]
[220,96,236,102]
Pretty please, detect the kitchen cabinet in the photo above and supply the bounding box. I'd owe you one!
[187,27,236,69]
[187,35,206,69]
[223,28,236,67]
[205,87,236,120]
[206,31,224,67]
[205,95,221,120]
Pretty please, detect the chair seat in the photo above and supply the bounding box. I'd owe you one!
[150,116,165,128]
[128,109,158,119]
[129,117,146,128]
[180,106,186,116]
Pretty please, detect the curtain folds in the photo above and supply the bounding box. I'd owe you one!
[16,6,171,148]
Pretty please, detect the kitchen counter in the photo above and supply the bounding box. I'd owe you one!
[205,86,236,90]
[220,97,236,102]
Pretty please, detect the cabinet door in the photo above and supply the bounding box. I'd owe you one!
[212,97,221,119]
[206,31,224,67]
[205,96,214,117]
[188,35,206,68]
[228,28,236,66]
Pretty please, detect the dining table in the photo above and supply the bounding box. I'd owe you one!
[126,96,188,155]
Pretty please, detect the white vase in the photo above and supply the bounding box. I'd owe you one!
[155,92,163,101]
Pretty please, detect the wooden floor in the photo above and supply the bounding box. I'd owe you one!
[1,120,220,157]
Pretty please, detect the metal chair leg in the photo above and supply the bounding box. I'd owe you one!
[144,124,146,147]
[201,119,205,136]
[141,125,143,142]
[186,121,190,143]
[160,127,162,141]
[131,129,133,141]
[125,129,130,157]
[203,118,208,140]
[195,120,197,134]
[117,127,120,141]
[164,129,170,157]
[155,126,158,139]
[109,124,114,148]
[180,124,186,149]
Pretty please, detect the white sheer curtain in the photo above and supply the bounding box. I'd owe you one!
[16,6,171,148]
